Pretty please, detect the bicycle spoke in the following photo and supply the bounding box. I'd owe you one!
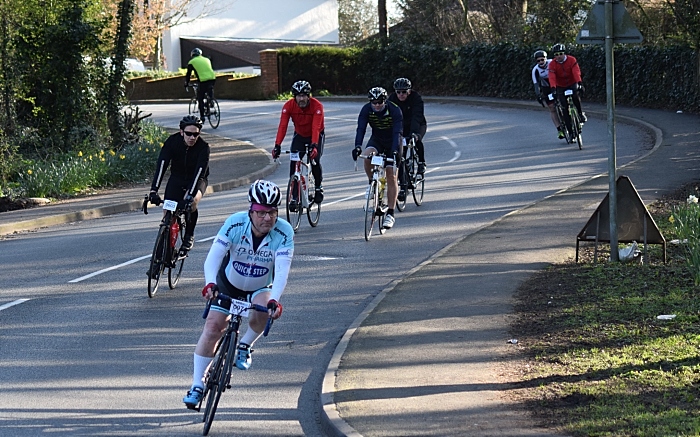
[286,178,302,231]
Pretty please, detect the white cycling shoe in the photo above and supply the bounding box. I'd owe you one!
[383,214,395,229]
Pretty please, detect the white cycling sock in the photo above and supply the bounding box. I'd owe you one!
[240,329,262,348]
[192,353,213,389]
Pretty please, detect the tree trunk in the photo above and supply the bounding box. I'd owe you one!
[108,0,135,148]
[378,0,387,41]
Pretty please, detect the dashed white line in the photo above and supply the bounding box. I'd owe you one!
[0,299,30,311]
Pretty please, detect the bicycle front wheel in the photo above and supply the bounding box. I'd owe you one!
[408,151,424,206]
[571,111,583,150]
[286,178,302,231]
[364,181,378,241]
[147,225,168,298]
[202,333,233,435]
[306,172,321,227]
[208,99,220,129]
[189,98,198,116]
[168,218,186,289]
[396,160,407,212]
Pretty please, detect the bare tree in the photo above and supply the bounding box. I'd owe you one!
[339,0,378,45]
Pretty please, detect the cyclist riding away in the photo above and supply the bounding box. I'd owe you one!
[272,80,326,205]
[548,43,587,132]
[388,77,427,201]
[184,48,216,122]
[148,115,210,258]
[352,87,403,230]
[182,180,294,409]
[531,50,563,139]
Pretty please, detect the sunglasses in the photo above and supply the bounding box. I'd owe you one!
[370,100,385,105]
[252,210,278,219]
[183,131,200,137]
[536,58,546,63]
[395,90,408,95]
[554,52,565,56]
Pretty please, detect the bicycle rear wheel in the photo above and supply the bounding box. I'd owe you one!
[202,333,233,435]
[189,98,198,116]
[396,160,407,212]
[208,99,220,129]
[286,178,302,231]
[409,151,424,206]
[364,181,378,241]
[306,172,321,227]
[147,225,168,298]
[168,218,186,289]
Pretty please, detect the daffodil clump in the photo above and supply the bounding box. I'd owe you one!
[17,120,168,198]
[670,193,700,285]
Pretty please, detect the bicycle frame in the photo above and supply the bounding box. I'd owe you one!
[289,151,311,210]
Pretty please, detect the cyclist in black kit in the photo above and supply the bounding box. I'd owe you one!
[388,77,427,201]
[148,115,210,256]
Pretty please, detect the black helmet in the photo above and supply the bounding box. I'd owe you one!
[393,77,412,91]
[368,87,388,102]
[191,48,202,58]
[551,43,566,54]
[291,80,312,96]
[533,50,547,60]
[248,180,281,206]
[179,115,202,130]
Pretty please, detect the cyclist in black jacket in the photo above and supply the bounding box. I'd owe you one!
[148,115,210,253]
[388,78,427,201]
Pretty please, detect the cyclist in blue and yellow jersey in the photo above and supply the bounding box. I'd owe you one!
[183,180,294,409]
[388,77,427,201]
[352,87,403,230]
[184,48,216,121]
[148,115,209,258]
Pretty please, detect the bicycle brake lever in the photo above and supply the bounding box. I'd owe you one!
[142,196,149,215]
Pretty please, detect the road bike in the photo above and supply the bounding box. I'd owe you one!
[282,146,321,231]
[550,90,583,150]
[142,197,191,298]
[359,153,393,241]
[396,136,424,212]
[194,295,273,436]
[188,82,220,129]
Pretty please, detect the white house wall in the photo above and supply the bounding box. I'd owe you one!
[163,0,339,71]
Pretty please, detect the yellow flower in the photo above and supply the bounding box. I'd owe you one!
[669,215,675,223]
[101,157,105,162]
[77,151,83,157]
[160,143,164,148]
[145,148,149,152]
[109,150,116,156]
[99,150,104,156]
[119,154,125,160]
[89,155,93,160]
[139,147,142,151]
[27,169,33,175]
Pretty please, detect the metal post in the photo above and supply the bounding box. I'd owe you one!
[606,0,619,261]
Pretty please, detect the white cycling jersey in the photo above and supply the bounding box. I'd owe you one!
[532,59,552,88]
[203,211,294,301]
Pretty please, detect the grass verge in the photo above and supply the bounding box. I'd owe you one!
[511,182,700,437]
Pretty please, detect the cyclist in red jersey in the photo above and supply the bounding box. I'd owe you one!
[548,43,587,131]
[272,80,325,205]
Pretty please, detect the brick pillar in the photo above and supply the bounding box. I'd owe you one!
[259,49,279,98]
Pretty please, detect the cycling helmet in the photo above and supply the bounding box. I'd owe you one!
[551,43,566,54]
[533,50,547,60]
[393,77,412,91]
[248,180,282,207]
[179,115,202,130]
[191,48,202,58]
[291,80,312,96]
[368,87,388,102]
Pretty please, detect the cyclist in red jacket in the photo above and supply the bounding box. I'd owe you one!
[548,43,587,131]
[272,80,325,205]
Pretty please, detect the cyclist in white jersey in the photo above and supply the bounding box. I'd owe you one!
[183,180,294,409]
[531,49,563,139]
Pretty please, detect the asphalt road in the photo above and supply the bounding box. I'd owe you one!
[0,100,651,436]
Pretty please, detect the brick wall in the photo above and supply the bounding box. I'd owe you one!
[125,74,264,101]
[259,49,279,97]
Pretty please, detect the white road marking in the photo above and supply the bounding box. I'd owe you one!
[0,299,30,311]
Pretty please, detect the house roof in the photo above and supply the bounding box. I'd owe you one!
[180,38,329,70]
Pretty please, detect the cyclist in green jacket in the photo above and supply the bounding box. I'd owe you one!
[185,48,216,121]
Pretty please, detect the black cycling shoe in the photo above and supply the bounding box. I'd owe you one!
[181,235,194,251]
[398,189,406,201]
[417,162,426,175]
[314,188,324,204]
[146,265,160,279]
